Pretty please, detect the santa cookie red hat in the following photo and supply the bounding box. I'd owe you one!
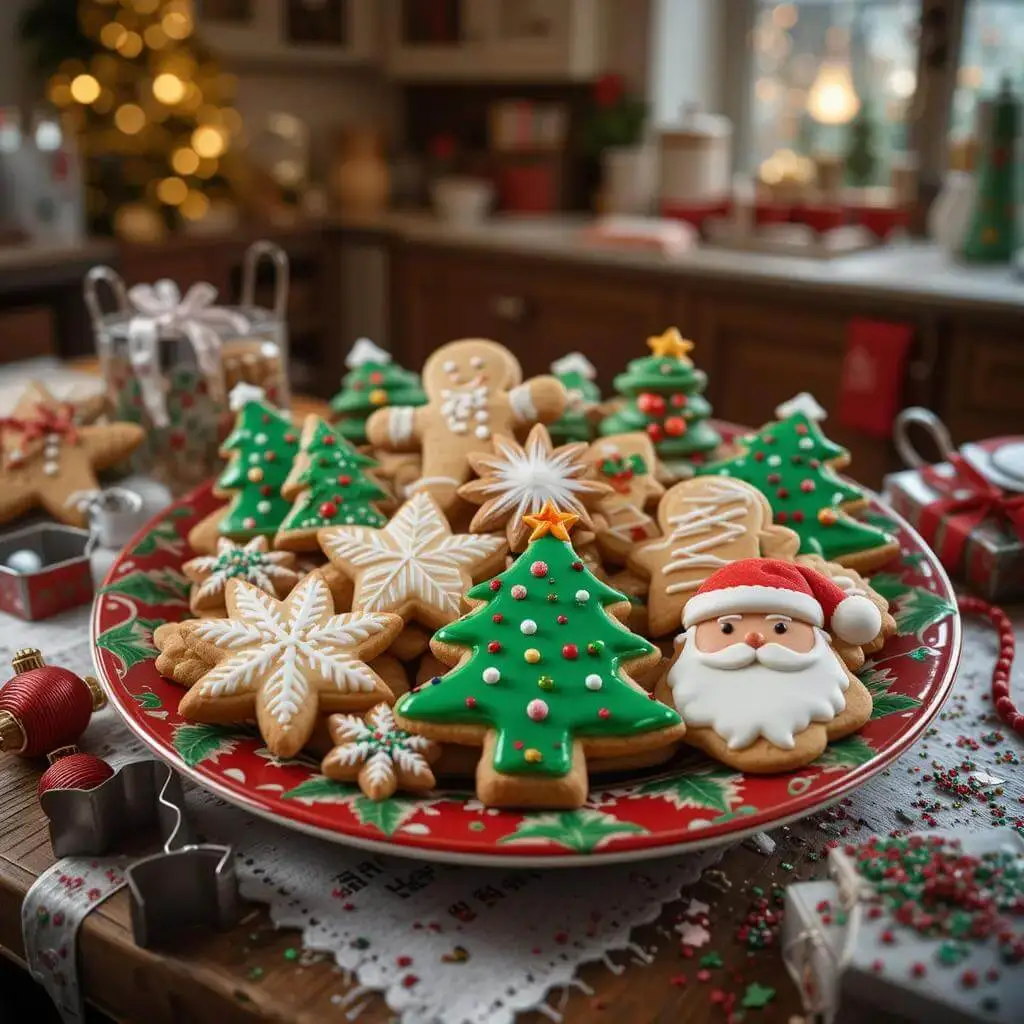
[683,558,882,645]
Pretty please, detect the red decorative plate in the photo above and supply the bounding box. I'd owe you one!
[93,479,961,867]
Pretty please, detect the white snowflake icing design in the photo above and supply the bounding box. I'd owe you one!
[185,536,299,606]
[183,574,397,756]
[322,703,438,800]
[319,491,505,623]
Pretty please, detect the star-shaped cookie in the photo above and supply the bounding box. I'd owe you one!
[183,536,301,615]
[318,491,507,630]
[458,424,612,551]
[321,703,440,800]
[0,381,144,528]
[179,572,403,757]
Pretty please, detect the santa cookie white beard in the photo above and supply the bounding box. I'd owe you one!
[668,627,849,751]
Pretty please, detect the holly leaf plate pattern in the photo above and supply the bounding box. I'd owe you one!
[498,810,647,853]
[814,735,875,769]
[102,568,190,607]
[172,723,239,768]
[282,776,360,805]
[891,587,957,640]
[131,507,193,557]
[858,665,923,720]
[352,795,421,837]
[632,765,745,815]
[95,613,162,676]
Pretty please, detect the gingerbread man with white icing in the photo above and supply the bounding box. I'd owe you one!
[366,339,567,515]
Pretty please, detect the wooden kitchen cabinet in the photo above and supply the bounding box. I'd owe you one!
[392,243,675,384]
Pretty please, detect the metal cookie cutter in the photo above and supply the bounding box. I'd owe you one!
[40,759,239,947]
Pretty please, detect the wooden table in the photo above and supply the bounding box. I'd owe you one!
[1,740,815,1022]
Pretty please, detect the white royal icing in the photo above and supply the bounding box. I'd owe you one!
[346,337,391,370]
[439,385,491,438]
[228,381,267,412]
[550,352,596,380]
[508,383,537,424]
[388,405,416,447]
[775,392,827,422]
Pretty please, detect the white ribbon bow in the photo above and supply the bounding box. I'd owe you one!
[126,280,250,427]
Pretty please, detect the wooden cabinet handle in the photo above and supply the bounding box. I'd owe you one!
[493,295,528,323]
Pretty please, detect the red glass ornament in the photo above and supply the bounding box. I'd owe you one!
[0,657,105,758]
[671,394,687,408]
[664,417,686,437]
[320,501,339,518]
[637,392,666,416]
[37,750,114,798]
[338,474,352,487]
[646,424,663,441]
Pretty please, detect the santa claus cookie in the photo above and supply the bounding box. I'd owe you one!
[657,558,876,773]
[587,432,665,564]
[393,502,685,809]
[459,423,612,552]
[365,338,568,515]
[0,381,144,528]
[629,476,799,637]
[178,572,403,757]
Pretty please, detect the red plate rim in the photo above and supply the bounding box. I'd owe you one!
[92,482,962,868]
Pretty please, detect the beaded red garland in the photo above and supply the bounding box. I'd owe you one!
[957,595,1021,736]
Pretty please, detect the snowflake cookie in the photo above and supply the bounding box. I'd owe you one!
[183,536,301,615]
[179,572,403,757]
[321,703,440,800]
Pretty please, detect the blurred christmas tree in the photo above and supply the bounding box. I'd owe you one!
[20,0,242,239]
[844,104,878,186]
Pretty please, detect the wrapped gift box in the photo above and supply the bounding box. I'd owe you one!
[784,830,1024,1024]
[885,454,1024,601]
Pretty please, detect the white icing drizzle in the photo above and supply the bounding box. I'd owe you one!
[603,500,658,543]
[657,480,756,595]
[508,383,537,424]
[388,405,416,446]
[405,475,461,496]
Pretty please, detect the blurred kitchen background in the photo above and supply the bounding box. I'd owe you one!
[0,0,1021,490]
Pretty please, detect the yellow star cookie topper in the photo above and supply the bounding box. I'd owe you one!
[523,500,579,542]
[647,328,694,361]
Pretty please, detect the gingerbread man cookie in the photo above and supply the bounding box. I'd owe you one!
[587,433,666,565]
[629,476,799,637]
[0,381,144,528]
[365,339,568,515]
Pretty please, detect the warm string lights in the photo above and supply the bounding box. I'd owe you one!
[44,0,242,238]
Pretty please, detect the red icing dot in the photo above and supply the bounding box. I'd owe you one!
[571,561,584,572]
[753,451,765,462]
[261,485,273,496]
[792,511,805,524]
[262,414,271,424]
[492,613,503,623]
[646,423,663,441]
[597,708,610,719]
[766,473,781,484]
[322,435,335,446]
[487,641,501,653]
[264,451,277,462]
[776,512,788,523]
[664,416,686,436]
[338,474,352,486]
[243,517,256,529]
[791,454,803,465]
[530,561,548,577]
[320,501,338,518]
[465,697,477,709]
[513,740,524,750]
[763,434,776,444]
[369,371,384,384]
[795,423,808,435]
[810,458,821,468]
[562,644,579,660]
[557,615,568,625]
[284,433,297,444]
[489,580,502,591]
[671,394,687,408]
[776,488,789,500]
[800,479,816,493]
[511,585,528,600]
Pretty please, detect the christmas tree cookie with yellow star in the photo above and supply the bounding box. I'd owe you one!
[600,328,722,472]
[393,501,685,809]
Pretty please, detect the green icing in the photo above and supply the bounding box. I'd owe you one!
[279,419,389,533]
[216,398,298,538]
[600,354,721,461]
[697,410,895,561]
[330,360,425,445]
[550,365,602,444]
[395,532,680,778]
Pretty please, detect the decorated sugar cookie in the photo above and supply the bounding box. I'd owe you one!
[183,536,301,616]
[276,415,389,550]
[321,703,441,800]
[658,558,876,773]
[459,423,613,552]
[549,352,601,444]
[393,501,685,809]
[179,572,403,757]
[318,491,507,630]
[629,476,799,637]
[0,380,144,528]
[213,383,300,541]
[698,394,899,571]
[587,432,665,564]
[365,338,568,514]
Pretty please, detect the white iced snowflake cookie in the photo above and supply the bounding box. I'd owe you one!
[178,572,403,757]
[321,703,440,800]
[183,535,301,615]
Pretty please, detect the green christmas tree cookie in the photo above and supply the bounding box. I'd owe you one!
[214,383,299,540]
[276,416,390,550]
[600,328,722,468]
[394,501,684,808]
[549,352,601,444]
[330,338,426,444]
[697,393,898,568]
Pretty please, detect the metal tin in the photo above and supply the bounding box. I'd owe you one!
[0,524,93,620]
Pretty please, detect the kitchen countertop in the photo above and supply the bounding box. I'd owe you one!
[334,211,1024,315]
[0,238,118,293]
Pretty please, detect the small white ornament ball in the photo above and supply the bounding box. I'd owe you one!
[482,667,501,685]
[520,619,538,635]
[5,549,43,574]
[585,674,603,691]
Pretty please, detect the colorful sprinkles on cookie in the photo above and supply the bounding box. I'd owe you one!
[395,501,682,781]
